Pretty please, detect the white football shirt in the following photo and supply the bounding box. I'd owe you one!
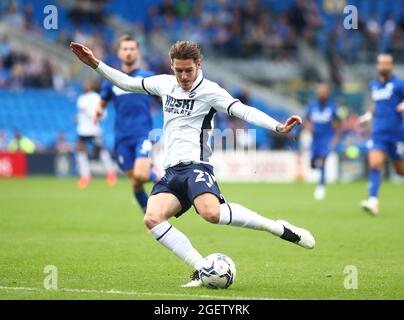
[141,72,240,168]
[76,91,102,137]
[96,61,281,169]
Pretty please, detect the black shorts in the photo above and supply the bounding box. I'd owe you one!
[150,162,226,217]
[78,135,103,148]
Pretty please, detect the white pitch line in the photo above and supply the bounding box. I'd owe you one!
[0,286,282,300]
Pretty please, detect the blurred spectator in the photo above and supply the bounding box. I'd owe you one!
[287,0,307,36]
[0,131,7,151]
[0,35,11,60]
[69,0,108,26]
[53,132,72,154]
[3,0,24,28]
[8,132,36,154]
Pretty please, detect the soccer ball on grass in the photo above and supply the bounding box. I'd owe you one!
[199,253,236,289]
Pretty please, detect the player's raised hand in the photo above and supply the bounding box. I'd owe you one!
[93,104,104,124]
[70,42,100,69]
[358,111,372,125]
[397,102,404,112]
[276,115,302,133]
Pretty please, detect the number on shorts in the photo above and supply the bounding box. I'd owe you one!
[193,169,215,188]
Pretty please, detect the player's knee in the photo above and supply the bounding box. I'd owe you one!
[369,161,383,169]
[199,205,220,224]
[132,177,144,190]
[144,211,163,230]
[76,142,85,152]
[396,167,404,176]
[133,170,149,183]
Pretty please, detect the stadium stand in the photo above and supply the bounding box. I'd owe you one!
[1,0,391,154]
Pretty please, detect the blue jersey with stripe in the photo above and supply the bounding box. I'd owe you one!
[369,75,404,140]
[306,101,339,144]
[100,68,154,144]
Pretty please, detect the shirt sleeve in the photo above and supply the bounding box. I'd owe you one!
[76,96,84,110]
[95,61,147,94]
[141,74,170,96]
[209,85,281,131]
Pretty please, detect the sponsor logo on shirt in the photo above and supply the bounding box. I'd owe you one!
[164,95,195,116]
[311,108,333,123]
[371,83,394,101]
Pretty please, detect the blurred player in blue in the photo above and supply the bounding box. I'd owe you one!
[305,83,341,200]
[359,54,404,215]
[93,35,160,212]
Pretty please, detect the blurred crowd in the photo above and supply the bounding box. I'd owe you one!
[2,0,404,89]
[0,0,390,154]
[0,35,65,89]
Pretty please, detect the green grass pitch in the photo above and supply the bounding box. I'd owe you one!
[1,177,403,300]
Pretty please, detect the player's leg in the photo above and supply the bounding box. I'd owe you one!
[194,193,315,249]
[312,155,327,200]
[130,157,153,212]
[130,139,163,211]
[94,136,116,186]
[188,164,314,249]
[76,137,91,189]
[391,140,404,176]
[115,141,147,211]
[144,191,206,287]
[361,149,386,215]
[393,160,404,176]
[135,139,162,183]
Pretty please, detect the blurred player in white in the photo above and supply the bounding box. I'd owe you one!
[71,40,315,287]
[76,81,117,189]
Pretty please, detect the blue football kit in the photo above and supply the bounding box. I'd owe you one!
[100,68,155,171]
[368,75,404,160]
[306,101,339,163]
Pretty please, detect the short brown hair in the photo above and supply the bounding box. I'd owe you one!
[169,41,203,62]
[117,34,139,49]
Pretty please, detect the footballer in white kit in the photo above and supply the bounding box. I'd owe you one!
[71,40,315,287]
[76,81,116,188]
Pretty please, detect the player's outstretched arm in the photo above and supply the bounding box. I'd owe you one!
[70,42,145,94]
[230,103,301,133]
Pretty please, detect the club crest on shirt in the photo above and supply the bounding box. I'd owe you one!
[164,95,195,116]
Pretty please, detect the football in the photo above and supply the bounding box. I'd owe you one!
[199,253,236,289]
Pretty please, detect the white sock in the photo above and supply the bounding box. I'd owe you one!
[150,221,204,270]
[369,197,378,205]
[100,149,114,172]
[77,151,90,177]
[219,203,284,236]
